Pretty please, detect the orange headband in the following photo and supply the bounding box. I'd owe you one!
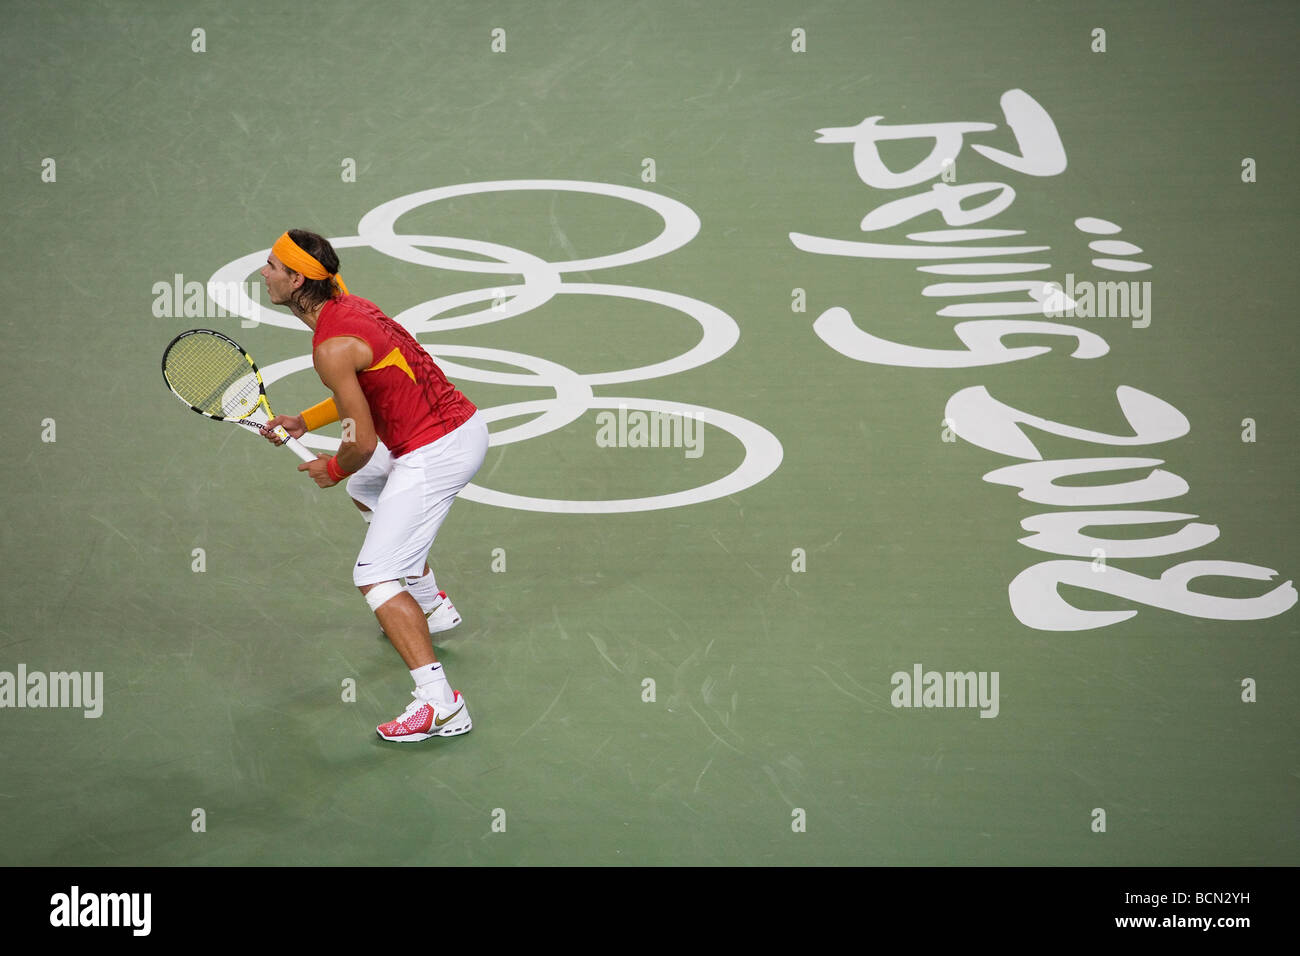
[271,232,349,296]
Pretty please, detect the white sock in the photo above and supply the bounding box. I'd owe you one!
[411,662,452,704]
[406,568,441,612]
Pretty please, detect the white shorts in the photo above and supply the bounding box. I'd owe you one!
[346,411,488,587]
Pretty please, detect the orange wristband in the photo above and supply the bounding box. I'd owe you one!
[326,455,353,483]
[300,397,340,432]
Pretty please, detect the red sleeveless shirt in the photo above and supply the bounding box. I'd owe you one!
[313,295,476,457]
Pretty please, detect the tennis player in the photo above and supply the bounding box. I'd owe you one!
[259,228,487,742]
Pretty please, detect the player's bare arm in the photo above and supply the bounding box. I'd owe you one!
[297,336,378,487]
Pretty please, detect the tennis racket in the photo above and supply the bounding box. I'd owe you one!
[161,328,317,463]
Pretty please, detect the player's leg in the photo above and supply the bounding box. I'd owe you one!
[360,580,435,668]
[344,443,452,633]
[350,442,455,630]
[354,414,488,741]
[354,428,481,740]
[399,414,488,631]
[358,577,469,742]
[400,411,489,633]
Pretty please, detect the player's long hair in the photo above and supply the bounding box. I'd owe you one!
[288,228,343,312]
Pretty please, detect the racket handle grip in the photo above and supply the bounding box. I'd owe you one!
[274,427,319,464]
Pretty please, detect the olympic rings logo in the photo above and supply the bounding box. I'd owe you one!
[208,180,783,513]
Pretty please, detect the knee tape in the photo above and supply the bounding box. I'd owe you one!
[364,580,406,613]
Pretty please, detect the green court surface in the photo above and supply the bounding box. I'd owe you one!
[1,0,1296,867]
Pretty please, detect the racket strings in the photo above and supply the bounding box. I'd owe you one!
[164,335,262,418]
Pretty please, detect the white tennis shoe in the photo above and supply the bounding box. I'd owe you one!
[425,591,462,635]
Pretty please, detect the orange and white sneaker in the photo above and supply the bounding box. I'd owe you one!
[376,690,472,742]
[425,591,462,635]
